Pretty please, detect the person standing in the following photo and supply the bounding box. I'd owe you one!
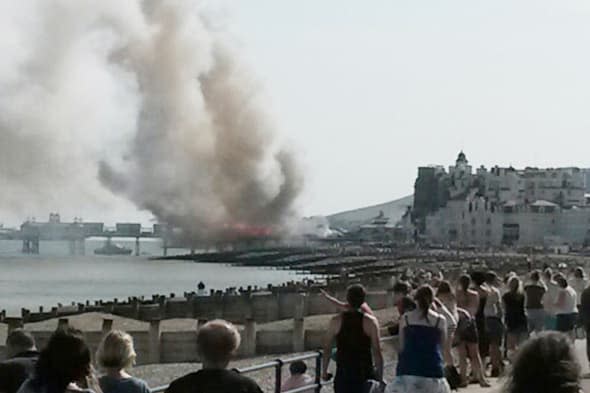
[543,268,559,330]
[571,267,587,338]
[388,281,416,337]
[322,284,384,393]
[387,285,450,393]
[579,283,590,370]
[455,275,489,388]
[502,332,582,393]
[320,288,374,315]
[483,271,504,377]
[17,327,97,393]
[456,274,480,320]
[165,320,263,393]
[502,276,528,357]
[524,270,546,335]
[0,330,39,393]
[96,330,150,393]
[435,281,458,367]
[471,272,490,359]
[571,268,587,301]
[281,361,314,393]
[554,274,578,342]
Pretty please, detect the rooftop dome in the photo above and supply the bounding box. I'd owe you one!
[456,150,468,164]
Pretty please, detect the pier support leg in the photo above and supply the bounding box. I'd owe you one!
[32,238,39,254]
[163,239,168,257]
[135,237,140,256]
[22,240,30,254]
[386,289,395,309]
[78,239,85,256]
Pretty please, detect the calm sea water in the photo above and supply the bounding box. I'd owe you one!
[0,239,309,316]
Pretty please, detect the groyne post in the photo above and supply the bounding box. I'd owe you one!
[243,318,257,357]
[58,318,69,329]
[148,320,161,364]
[132,298,140,319]
[242,296,256,357]
[293,294,306,352]
[6,318,24,334]
[102,319,113,335]
[214,294,223,319]
[385,288,394,308]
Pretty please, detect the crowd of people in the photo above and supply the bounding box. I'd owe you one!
[321,265,590,393]
[0,320,264,393]
[2,265,590,393]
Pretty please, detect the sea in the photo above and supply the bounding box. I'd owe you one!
[0,238,311,316]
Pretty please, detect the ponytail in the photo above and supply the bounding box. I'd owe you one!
[415,285,434,322]
[458,275,471,292]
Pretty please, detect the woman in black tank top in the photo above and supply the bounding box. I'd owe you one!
[334,310,375,393]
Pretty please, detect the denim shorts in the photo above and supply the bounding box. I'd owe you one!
[526,308,545,333]
[485,316,504,344]
[544,314,557,330]
[556,313,577,332]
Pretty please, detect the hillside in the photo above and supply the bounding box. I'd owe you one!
[326,195,414,230]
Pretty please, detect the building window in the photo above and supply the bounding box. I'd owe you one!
[486,229,491,237]
[486,218,491,225]
[471,218,476,225]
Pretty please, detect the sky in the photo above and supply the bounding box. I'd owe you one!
[224,0,590,216]
[3,1,590,226]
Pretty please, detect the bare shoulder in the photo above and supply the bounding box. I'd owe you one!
[363,312,379,326]
[326,314,342,335]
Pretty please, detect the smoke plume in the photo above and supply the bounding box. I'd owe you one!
[0,1,303,239]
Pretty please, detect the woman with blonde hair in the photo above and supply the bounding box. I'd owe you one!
[96,330,150,393]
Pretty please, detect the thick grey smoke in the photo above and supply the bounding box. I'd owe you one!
[0,1,303,238]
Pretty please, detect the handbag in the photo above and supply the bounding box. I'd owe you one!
[444,365,461,391]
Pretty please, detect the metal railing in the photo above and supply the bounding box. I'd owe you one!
[151,336,396,393]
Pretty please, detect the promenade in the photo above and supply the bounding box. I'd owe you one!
[465,339,590,393]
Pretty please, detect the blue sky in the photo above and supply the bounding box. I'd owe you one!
[222,0,590,216]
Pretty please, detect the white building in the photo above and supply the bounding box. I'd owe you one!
[418,153,590,248]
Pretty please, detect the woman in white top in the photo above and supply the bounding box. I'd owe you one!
[543,268,560,330]
[553,273,578,341]
[571,268,587,315]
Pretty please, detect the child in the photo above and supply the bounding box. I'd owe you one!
[281,361,314,392]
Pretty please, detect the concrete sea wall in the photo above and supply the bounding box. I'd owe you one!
[0,283,394,365]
